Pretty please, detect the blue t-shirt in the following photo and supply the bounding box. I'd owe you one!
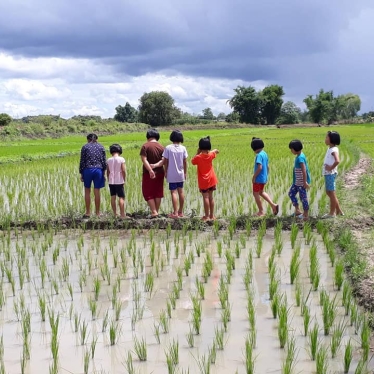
[254,150,268,183]
[293,152,311,186]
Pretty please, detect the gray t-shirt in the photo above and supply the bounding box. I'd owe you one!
[163,144,188,183]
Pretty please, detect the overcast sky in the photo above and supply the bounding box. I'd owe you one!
[1,0,374,118]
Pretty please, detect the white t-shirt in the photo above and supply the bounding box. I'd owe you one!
[323,146,339,175]
[107,156,125,184]
[163,144,188,183]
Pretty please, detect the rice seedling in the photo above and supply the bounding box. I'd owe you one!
[218,278,229,309]
[176,267,183,289]
[196,354,210,374]
[343,339,353,374]
[91,334,98,359]
[303,222,313,245]
[133,336,147,361]
[83,349,90,374]
[308,323,320,361]
[153,322,161,344]
[282,334,298,374]
[295,282,302,307]
[159,310,170,334]
[191,294,202,335]
[102,309,109,332]
[184,256,191,276]
[244,334,256,374]
[166,339,179,366]
[350,303,358,330]
[290,244,301,285]
[213,325,224,350]
[269,269,280,301]
[124,351,136,374]
[144,272,154,296]
[290,223,299,249]
[109,320,121,345]
[330,320,346,358]
[221,303,231,332]
[80,320,89,345]
[360,316,370,362]
[88,297,98,320]
[243,263,253,292]
[316,345,329,374]
[114,300,122,321]
[342,281,352,315]
[271,291,281,319]
[255,236,263,258]
[303,304,311,336]
[93,276,101,301]
[194,277,204,300]
[322,293,338,335]
[354,358,368,374]
[334,259,344,291]
[278,299,289,348]
[186,328,194,348]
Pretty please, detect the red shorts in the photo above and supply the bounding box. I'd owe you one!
[253,183,266,193]
[142,172,164,201]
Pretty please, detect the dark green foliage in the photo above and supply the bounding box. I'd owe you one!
[114,102,138,123]
[0,113,12,126]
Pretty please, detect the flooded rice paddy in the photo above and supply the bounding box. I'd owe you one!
[0,223,372,374]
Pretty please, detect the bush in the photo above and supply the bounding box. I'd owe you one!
[0,113,12,127]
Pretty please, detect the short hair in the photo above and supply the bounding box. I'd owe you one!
[199,136,211,151]
[327,131,340,146]
[251,137,264,151]
[289,139,303,152]
[170,130,184,143]
[146,128,160,141]
[87,133,98,141]
[109,144,122,155]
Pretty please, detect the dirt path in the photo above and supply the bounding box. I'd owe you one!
[343,156,372,190]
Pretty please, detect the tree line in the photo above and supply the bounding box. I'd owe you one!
[0,85,370,128]
[114,86,365,126]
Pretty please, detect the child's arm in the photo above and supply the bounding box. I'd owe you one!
[212,149,219,154]
[252,163,262,183]
[163,158,169,178]
[107,168,110,179]
[122,162,126,182]
[183,158,187,180]
[325,151,340,171]
[300,162,309,189]
[150,158,165,169]
[141,155,155,179]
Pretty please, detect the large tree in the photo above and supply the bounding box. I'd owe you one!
[114,102,138,123]
[228,86,261,124]
[303,89,334,124]
[201,107,214,120]
[138,91,180,126]
[0,113,12,126]
[277,101,301,124]
[259,85,285,124]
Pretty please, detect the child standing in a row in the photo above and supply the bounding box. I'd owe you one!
[191,136,219,221]
[250,137,279,217]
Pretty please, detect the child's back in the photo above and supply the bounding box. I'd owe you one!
[107,155,125,184]
[163,144,188,183]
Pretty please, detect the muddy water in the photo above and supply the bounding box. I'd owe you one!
[0,228,372,373]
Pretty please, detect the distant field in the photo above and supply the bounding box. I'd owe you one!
[0,124,372,221]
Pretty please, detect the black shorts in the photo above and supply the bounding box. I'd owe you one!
[109,184,125,198]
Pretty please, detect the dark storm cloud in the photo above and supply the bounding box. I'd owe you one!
[1,0,374,111]
[0,0,372,78]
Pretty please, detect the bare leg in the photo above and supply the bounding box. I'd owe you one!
[253,191,264,215]
[155,198,162,213]
[110,196,117,215]
[259,191,278,213]
[84,188,91,216]
[208,191,215,219]
[177,188,185,214]
[147,199,158,216]
[294,204,302,216]
[170,190,178,214]
[328,191,342,215]
[119,197,125,217]
[202,192,210,219]
[93,188,101,215]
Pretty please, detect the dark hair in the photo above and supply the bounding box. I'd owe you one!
[109,144,122,155]
[146,128,160,141]
[199,136,211,151]
[87,133,98,141]
[170,130,184,143]
[289,139,303,152]
[251,137,264,151]
[327,131,340,146]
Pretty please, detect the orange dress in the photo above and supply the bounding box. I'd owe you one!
[191,152,218,190]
